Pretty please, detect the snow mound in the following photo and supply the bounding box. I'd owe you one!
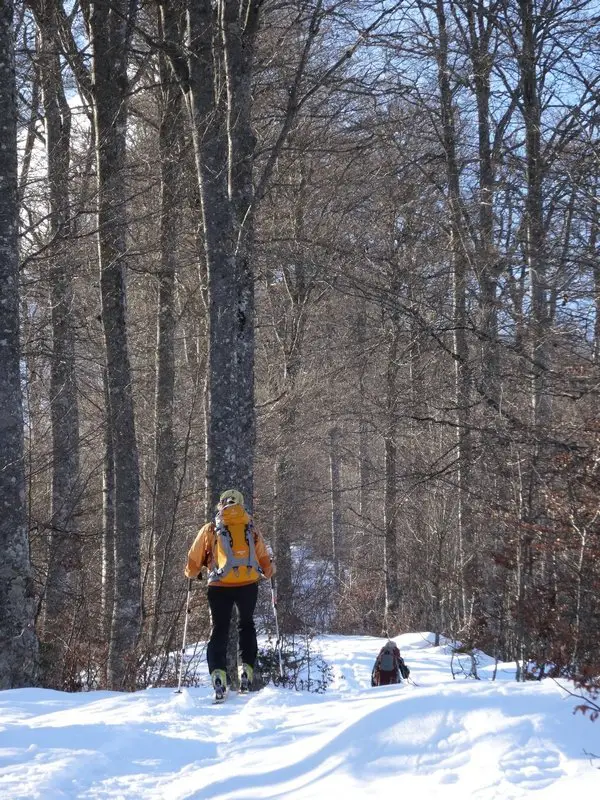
[0,633,598,799]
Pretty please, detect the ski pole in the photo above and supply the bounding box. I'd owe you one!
[175,578,193,694]
[270,578,284,679]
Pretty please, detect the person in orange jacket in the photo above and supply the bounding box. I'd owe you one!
[185,488,274,696]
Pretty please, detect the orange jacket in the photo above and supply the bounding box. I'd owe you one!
[185,507,273,587]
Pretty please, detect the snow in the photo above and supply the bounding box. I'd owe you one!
[1,632,598,799]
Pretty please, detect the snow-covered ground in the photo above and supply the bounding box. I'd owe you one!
[1,632,598,799]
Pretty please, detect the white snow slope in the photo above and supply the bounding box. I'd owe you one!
[0,632,598,799]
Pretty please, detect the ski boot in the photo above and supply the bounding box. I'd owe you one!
[211,669,227,703]
[239,663,253,694]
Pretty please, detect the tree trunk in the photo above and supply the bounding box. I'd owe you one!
[89,0,141,690]
[519,0,551,437]
[102,369,115,645]
[272,402,297,633]
[512,0,551,671]
[329,424,342,584]
[435,0,474,628]
[383,321,400,633]
[591,190,600,363]
[221,0,260,508]
[0,0,39,688]
[152,43,181,634]
[356,297,373,523]
[463,0,502,408]
[182,0,236,509]
[32,0,81,688]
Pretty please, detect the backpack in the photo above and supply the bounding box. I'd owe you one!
[379,648,396,672]
[371,641,410,685]
[208,504,264,585]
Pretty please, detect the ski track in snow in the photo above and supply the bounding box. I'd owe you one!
[0,632,598,799]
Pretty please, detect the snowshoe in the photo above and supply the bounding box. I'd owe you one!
[239,663,253,694]
[211,669,227,704]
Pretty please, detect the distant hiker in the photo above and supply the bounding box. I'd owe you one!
[185,489,274,701]
[371,640,410,686]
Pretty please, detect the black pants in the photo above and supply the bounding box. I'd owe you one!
[206,582,259,675]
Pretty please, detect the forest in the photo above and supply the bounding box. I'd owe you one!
[0,0,599,694]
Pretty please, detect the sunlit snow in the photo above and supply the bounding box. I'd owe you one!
[0,632,598,798]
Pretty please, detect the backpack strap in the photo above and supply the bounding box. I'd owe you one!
[208,514,264,583]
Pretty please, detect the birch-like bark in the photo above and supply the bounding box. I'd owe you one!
[0,0,39,688]
[569,515,591,667]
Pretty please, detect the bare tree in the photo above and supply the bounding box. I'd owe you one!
[88,0,142,690]
[151,19,183,638]
[0,0,39,688]
[29,0,81,688]
[431,0,475,627]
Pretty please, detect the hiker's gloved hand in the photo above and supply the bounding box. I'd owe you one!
[264,543,276,577]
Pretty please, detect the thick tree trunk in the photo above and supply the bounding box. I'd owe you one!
[177,0,261,683]
[221,0,260,508]
[0,0,39,688]
[90,0,141,690]
[185,0,239,508]
[160,0,262,511]
[32,0,81,688]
